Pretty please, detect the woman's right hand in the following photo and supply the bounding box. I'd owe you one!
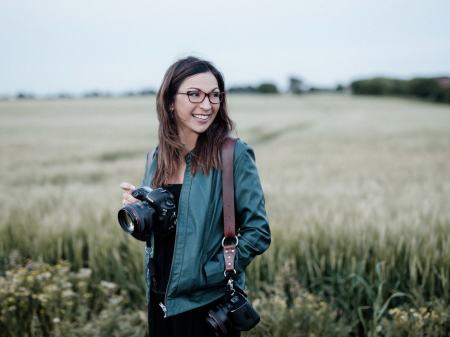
[120,182,140,206]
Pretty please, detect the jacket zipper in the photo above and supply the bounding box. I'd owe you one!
[163,156,189,317]
[163,221,178,318]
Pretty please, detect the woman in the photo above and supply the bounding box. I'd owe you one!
[120,56,270,337]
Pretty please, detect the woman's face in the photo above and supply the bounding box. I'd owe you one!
[172,72,220,139]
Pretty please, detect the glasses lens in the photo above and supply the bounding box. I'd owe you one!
[209,92,223,104]
[188,91,205,103]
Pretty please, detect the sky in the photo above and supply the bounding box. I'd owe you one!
[1,0,449,96]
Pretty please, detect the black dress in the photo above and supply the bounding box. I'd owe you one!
[148,184,240,337]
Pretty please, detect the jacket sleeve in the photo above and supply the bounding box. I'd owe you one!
[233,145,271,275]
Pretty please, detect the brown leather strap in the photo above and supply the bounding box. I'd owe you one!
[222,137,237,273]
[223,244,237,272]
[222,137,237,238]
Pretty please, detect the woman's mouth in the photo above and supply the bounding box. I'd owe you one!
[192,114,210,122]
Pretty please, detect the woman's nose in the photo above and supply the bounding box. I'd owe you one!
[199,96,212,110]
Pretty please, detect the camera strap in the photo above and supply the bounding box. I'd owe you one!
[145,145,158,287]
[222,137,238,276]
[146,242,158,288]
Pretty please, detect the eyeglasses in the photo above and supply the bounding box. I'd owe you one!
[176,90,225,104]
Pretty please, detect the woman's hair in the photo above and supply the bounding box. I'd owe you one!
[152,56,235,188]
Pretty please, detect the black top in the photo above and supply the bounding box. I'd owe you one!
[151,184,182,294]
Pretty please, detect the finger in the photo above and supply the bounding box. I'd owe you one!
[124,194,140,203]
[128,196,140,203]
[122,197,138,205]
[120,182,136,192]
[123,192,134,199]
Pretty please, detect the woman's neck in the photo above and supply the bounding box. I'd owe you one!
[178,128,198,155]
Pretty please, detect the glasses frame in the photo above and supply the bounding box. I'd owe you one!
[176,90,225,104]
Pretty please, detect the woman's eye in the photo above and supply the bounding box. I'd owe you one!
[211,92,219,98]
[189,92,200,97]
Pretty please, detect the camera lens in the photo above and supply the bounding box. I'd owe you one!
[118,201,156,236]
[205,305,232,335]
[118,206,138,234]
[124,212,133,227]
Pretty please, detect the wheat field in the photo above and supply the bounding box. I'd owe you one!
[1,94,450,335]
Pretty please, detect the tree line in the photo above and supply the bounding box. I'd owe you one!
[3,77,450,104]
[350,77,450,104]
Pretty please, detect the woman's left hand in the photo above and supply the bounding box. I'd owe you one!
[120,182,140,205]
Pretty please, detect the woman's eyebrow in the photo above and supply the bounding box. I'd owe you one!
[186,87,220,91]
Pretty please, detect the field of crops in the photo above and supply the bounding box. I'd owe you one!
[1,94,450,336]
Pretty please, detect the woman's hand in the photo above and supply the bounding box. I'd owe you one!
[120,182,140,205]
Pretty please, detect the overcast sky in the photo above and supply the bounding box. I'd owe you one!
[1,0,449,95]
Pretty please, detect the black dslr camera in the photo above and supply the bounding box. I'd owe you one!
[206,280,260,335]
[118,186,177,239]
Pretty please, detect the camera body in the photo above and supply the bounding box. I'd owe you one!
[118,186,177,238]
[206,289,260,335]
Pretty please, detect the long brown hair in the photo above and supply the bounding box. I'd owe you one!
[152,56,235,188]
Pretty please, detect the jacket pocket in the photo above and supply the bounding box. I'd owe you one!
[203,252,225,287]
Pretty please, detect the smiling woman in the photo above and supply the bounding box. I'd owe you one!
[119,57,271,337]
[172,72,222,147]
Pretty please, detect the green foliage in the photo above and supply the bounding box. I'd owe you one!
[244,292,351,337]
[406,78,440,98]
[258,83,279,94]
[378,301,450,336]
[350,78,407,96]
[0,260,148,337]
[244,260,351,337]
[228,86,258,94]
[350,76,450,104]
[0,208,146,307]
[406,78,441,98]
[431,87,450,104]
[244,219,450,334]
[0,259,351,337]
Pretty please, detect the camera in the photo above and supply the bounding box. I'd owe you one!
[206,288,260,335]
[118,186,177,238]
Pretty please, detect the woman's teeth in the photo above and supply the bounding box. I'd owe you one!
[193,114,209,120]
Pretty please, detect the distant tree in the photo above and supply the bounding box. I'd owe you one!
[432,87,450,104]
[258,83,278,94]
[308,87,332,93]
[57,93,73,99]
[140,89,156,95]
[228,86,258,93]
[335,84,344,92]
[16,92,34,99]
[288,77,302,94]
[406,78,440,98]
[84,91,100,98]
[351,78,407,96]
[350,76,450,104]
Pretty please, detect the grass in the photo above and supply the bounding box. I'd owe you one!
[1,93,450,335]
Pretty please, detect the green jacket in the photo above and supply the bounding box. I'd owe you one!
[140,139,271,317]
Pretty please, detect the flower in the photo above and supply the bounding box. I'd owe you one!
[100,281,117,290]
[62,290,76,298]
